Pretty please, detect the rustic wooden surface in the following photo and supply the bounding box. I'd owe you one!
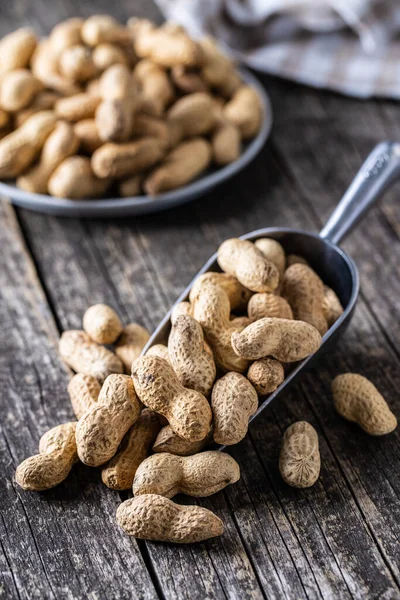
[1,2,400,599]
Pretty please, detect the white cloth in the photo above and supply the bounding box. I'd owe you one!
[156,0,400,99]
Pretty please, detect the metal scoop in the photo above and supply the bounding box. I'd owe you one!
[143,141,400,428]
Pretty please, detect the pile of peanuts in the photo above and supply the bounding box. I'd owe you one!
[0,16,264,200]
[15,237,397,543]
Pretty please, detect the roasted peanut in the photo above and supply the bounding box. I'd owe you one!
[168,315,216,396]
[58,44,96,82]
[231,317,321,362]
[115,322,150,372]
[99,64,135,101]
[131,114,171,146]
[200,38,241,98]
[247,358,285,396]
[92,43,130,71]
[322,286,344,326]
[145,343,170,362]
[55,93,100,122]
[218,238,279,293]
[0,69,41,111]
[96,65,136,142]
[92,138,165,179]
[83,303,123,344]
[212,121,241,165]
[31,40,81,96]
[189,271,252,312]
[15,422,78,491]
[67,373,101,420]
[116,494,224,543]
[279,422,320,488]
[74,119,102,154]
[17,121,79,194]
[48,156,110,199]
[132,355,212,442]
[286,254,309,267]
[82,15,131,47]
[255,238,286,275]
[193,282,249,372]
[59,330,123,381]
[0,111,56,178]
[133,451,240,498]
[101,409,160,490]
[133,60,174,116]
[76,374,141,466]
[282,264,328,335]
[248,293,293,321]
[224,85,263,138]
[49,18,83,55]
[332,374,397,435]
[153,425,210,456]
[0,28,37,75]
[167,92,216,139]
[144,138,211,195]
[134,25,202,68]
[212,372,258,445]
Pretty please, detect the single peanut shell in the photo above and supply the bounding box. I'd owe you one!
[167,92,216,138]
[83,303,123,344]
[153,425,211,456]
[134,26,202,67]
[248,293,293,321]
[59,44,96,82]
[15,422,78,491]
[17,121,79,194]
[168,315,216,397]
[0,69,41,111]
[0,28,37,75]
[67,373,101,419]
[133,451,240,498]
[189,271,253,312]
[144,138,211,195]
[99,64,135,101]
[282,264,328,335]
[133,60,174,116]
[231,318,321,362]
[171,65,208,94]
[254,238,286,275]
[212,121,241,166]
[55,93,100,122]
[218,238,279,293]
[223,85,263,138]
[49,18,83,56]
[101,409,160,490]
[0,111,56,178]
[132,355,212,442]
[82,15,131,47]
[95,98,134,142]
[200,38,241,97]
[116,494,224,543]
[31,40,81,96]
[48,156,110,199]
[332,373,397,435]
[92,138,165,179]
[115,322,150,372]
[59,330,123,381]
[247,358,285,396]
[76,374,141,466]
[171,301,193,325]
[279,422,320,488]
[92,43,130,71]
[193,282,249,373]
[322,286,344,327]
[212,372,258,445]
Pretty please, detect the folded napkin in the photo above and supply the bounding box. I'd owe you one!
[156,0,400,98]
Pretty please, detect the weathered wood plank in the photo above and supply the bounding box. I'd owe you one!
[0,201,159,600]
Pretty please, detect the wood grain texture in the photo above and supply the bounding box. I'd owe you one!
[0,1,400,599]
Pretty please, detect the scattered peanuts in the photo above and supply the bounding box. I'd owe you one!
[332,374,397,435]
[17,231,393,545]
[0,18,264,199]
[279,422,321,488]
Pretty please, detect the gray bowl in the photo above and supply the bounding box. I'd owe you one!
[0,69,272,218]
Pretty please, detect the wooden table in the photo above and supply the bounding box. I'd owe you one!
[1,2,400,599]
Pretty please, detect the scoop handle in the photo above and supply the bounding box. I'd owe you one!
[320,141,400,244]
